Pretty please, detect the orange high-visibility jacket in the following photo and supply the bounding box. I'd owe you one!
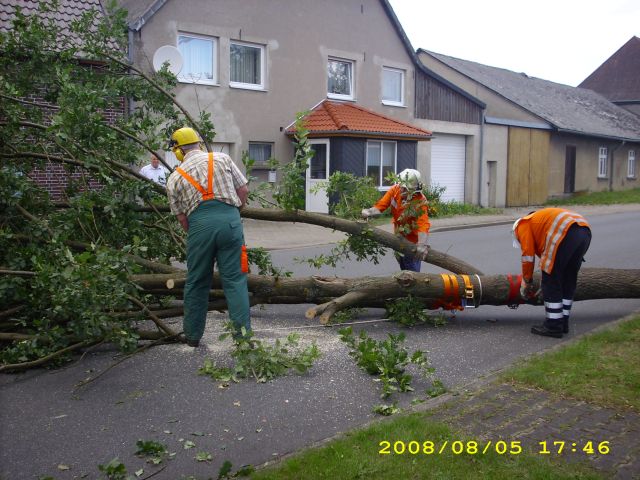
[374,184,430,243]
[515,208,590,280]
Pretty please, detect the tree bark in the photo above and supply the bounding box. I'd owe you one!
[130,268,640,323]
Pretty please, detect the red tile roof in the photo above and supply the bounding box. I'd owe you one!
[286,100,432,140]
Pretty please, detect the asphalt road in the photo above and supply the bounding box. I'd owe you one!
[1,211,639,479]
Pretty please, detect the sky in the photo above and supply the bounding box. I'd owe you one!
[388,0,640,87]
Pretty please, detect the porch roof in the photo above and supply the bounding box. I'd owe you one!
[285,100,432,140]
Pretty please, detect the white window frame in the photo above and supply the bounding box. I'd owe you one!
[627,150,636,178]
[327,57,354,101]
[598,146,608,178]
[382,67,405,106]
[366,140,397,189]
[177,33,217,85]
[230,40,265,90]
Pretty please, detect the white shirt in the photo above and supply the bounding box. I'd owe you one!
[140,164,168,185]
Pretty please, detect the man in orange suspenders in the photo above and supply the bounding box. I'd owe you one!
[512,208,591,338]
[166,127,250,347]
[361,169,430,272]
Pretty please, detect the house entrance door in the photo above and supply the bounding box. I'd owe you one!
[305,140,329,213]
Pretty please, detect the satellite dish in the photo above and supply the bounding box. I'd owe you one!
[152,45,183,75]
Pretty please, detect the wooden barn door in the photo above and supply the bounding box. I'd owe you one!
[506,127,549,206]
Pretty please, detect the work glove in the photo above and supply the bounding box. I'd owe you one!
[520,278,538,300]
[361,207,381,219]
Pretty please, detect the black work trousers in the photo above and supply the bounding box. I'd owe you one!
[541,224,592,330]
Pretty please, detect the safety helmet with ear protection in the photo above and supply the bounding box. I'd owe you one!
[169,127,201,162]
[398,168,422,190]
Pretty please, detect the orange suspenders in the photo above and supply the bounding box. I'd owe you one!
[176,152,215,201]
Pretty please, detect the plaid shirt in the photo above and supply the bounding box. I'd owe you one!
[166,150,247,217]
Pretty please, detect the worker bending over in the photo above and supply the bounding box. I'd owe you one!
[512,207,591,338]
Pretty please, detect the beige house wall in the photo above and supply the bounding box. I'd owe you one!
[549,135,640,197]
[482,124,509,207]
[131,0,418,175]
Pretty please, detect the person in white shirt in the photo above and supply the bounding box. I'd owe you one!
[139,155,168,185]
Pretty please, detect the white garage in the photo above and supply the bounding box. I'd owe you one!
[430,134,466,202]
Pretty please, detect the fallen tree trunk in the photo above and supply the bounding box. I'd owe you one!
[130,267,640,324]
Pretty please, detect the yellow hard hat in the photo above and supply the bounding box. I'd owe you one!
[169,127,201,161]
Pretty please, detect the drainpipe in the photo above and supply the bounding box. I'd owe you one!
[609,140,626,192]
[477,110,485,207]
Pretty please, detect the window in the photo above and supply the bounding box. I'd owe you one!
[177,34,217,84]
[382,67,404,106]
[328,58,354,100]
[598,146,608,178]
[230,41,265,89]
[366,140,397,187]
[628,150,637,178]
[248,142,273,165]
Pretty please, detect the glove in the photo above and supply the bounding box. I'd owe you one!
[416,244,429,260]
[520,278,537,300]
[361,207,381,219]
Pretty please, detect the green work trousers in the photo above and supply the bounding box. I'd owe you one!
[183,200,250,342]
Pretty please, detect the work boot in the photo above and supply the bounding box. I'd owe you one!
[531,325,563,338]
[562,317,569,334]
[179,334,200,347]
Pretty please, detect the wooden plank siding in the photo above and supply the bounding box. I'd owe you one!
[506,127,549,206]
[415,71,482,124]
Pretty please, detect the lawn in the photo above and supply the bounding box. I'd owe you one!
[545,187,640,206]
[503,315,640,411]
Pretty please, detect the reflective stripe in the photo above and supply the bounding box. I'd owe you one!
[563,309,571,316]
[562,299,573,307]
[544,302,563,309]
[541,212,572,271]
[546,312,564,319]
[390,198,397,209]
[521,256,535,262]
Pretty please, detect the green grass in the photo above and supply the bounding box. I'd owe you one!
[250,414,601,480]
[503,315,640,411]
[545,187,640,206]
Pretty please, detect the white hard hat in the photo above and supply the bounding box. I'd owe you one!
[398,168,421,189]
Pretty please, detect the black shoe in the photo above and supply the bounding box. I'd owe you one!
[563,318,569,334]
[186,338,200,347]
[531,325,563,338]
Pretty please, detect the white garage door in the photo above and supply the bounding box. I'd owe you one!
[430,134,466,202]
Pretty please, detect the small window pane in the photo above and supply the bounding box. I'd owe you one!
[310,144,327,179]
[629,150,636,178]
[328,59,353,98]
[383,68,403,104]
[231,42,262,86]
[381,142,395,185]
[366,142,381,184]
[248,143,272,163]
[366,141,397,187]
[178,35,215,83]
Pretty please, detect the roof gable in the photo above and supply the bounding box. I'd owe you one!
[578,36,640,102]
[286,100,432,140]
[421,49,640,141]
